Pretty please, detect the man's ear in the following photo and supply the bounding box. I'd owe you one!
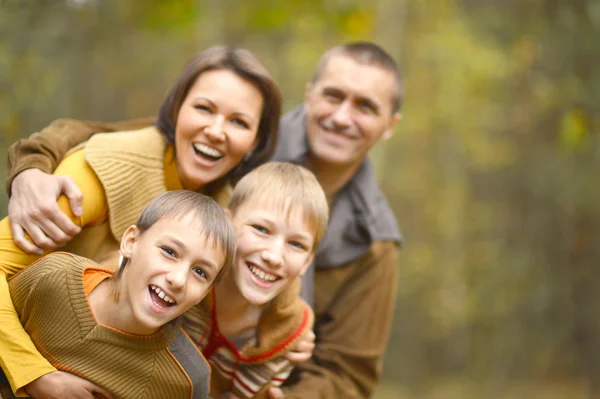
[299,253,315,277]
[120,225,139,259]
[303,82,314,113]
[381,112,402,142]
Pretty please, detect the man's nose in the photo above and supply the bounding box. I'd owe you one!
[331,101,352,127]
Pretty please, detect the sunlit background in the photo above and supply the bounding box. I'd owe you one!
[2,1,599,398]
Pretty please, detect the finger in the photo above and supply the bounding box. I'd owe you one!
[284,350,312,363]
[58,176,84,217]
[50,209,82,237]
[20,222,57,250]
[294,339,315,352]
[268,387,285,399]
[82,380,114,399]
[36,216,77,246]
[10,222,43,254]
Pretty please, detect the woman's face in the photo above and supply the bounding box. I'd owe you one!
[175,69,264,191]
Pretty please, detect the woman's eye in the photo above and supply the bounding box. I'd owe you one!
[231,118,250,129]
[161,247,177,257]
[194,105,211,112]
[193,268,207,279]
[252,225,268,234]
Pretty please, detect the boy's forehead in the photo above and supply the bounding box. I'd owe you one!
[236,194,313,227]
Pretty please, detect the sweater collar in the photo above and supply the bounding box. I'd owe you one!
[65,254,181,351]
[204,278,312,363]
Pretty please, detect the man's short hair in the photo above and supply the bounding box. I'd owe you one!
[312,41,404,113]
[227,162,329,250]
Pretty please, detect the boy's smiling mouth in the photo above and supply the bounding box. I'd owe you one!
[149,284,177,310]
[246,262,280,284]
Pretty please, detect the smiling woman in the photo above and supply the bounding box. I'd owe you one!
[0,46,282,398]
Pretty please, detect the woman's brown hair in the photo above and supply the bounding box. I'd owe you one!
[156,46,282,191]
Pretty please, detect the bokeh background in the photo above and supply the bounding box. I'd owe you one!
[1,1,599,398]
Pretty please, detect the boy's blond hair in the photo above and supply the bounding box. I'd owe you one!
[227,162,329,249]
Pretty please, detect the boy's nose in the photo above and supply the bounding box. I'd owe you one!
[261,241,284,268]
[165,267,187,290]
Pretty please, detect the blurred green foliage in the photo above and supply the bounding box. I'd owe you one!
[1,0,599,397]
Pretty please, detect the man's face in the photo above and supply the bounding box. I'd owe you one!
[304,54,400,167]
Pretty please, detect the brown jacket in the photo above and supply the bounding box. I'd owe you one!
[6,114,401,399]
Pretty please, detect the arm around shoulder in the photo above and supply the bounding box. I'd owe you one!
[6,116,155,195]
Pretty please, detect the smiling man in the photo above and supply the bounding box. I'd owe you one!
[3,41,403,399]
[272,42,403,399]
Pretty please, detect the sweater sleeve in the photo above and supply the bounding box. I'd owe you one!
[283,242,399,399]
[0,149,108,396]
[6,116,155,195]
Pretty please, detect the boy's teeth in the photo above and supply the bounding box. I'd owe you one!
[151,285,175,304]
[193,143,223,158]
[248,264,277,282]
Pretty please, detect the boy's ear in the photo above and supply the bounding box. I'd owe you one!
[120,225,139,259]
[299,253,315,277]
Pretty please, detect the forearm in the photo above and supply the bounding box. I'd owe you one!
[6,116,155,194]
[284,243,399,399]
[0,275,55,396]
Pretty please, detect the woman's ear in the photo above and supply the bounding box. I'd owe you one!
[120,225,139,259]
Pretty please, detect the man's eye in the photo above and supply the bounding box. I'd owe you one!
[359,103,375,113]
[324,92,342,101]
[161,247,176,257]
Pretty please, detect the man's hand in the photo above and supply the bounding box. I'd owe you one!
[24,371,113,399]
[9,169,83,254]
[267,387,285,399]
[284,330,315,364]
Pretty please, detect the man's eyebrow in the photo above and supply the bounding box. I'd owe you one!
[356,96,381,114]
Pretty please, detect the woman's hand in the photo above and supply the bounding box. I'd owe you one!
[9,169,83,254]
[24,371,112,399]
[284,330,315,364]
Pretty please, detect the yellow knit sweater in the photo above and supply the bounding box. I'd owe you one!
[2,252,210,399]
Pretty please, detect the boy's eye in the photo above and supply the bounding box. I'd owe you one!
[161,247,177,258]
[289,241,307,251]
[252,225,268,234]
[193,268,208,279]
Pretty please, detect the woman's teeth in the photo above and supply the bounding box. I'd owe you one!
[193,143,223,159]
[248,264,277,282]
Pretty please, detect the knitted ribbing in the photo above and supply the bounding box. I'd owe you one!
[183,278,314,398]
[84,126,167,241]
[8,252,201,399]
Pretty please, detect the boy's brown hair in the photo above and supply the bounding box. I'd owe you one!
[227,162,329,250]
[114,190,236,285]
